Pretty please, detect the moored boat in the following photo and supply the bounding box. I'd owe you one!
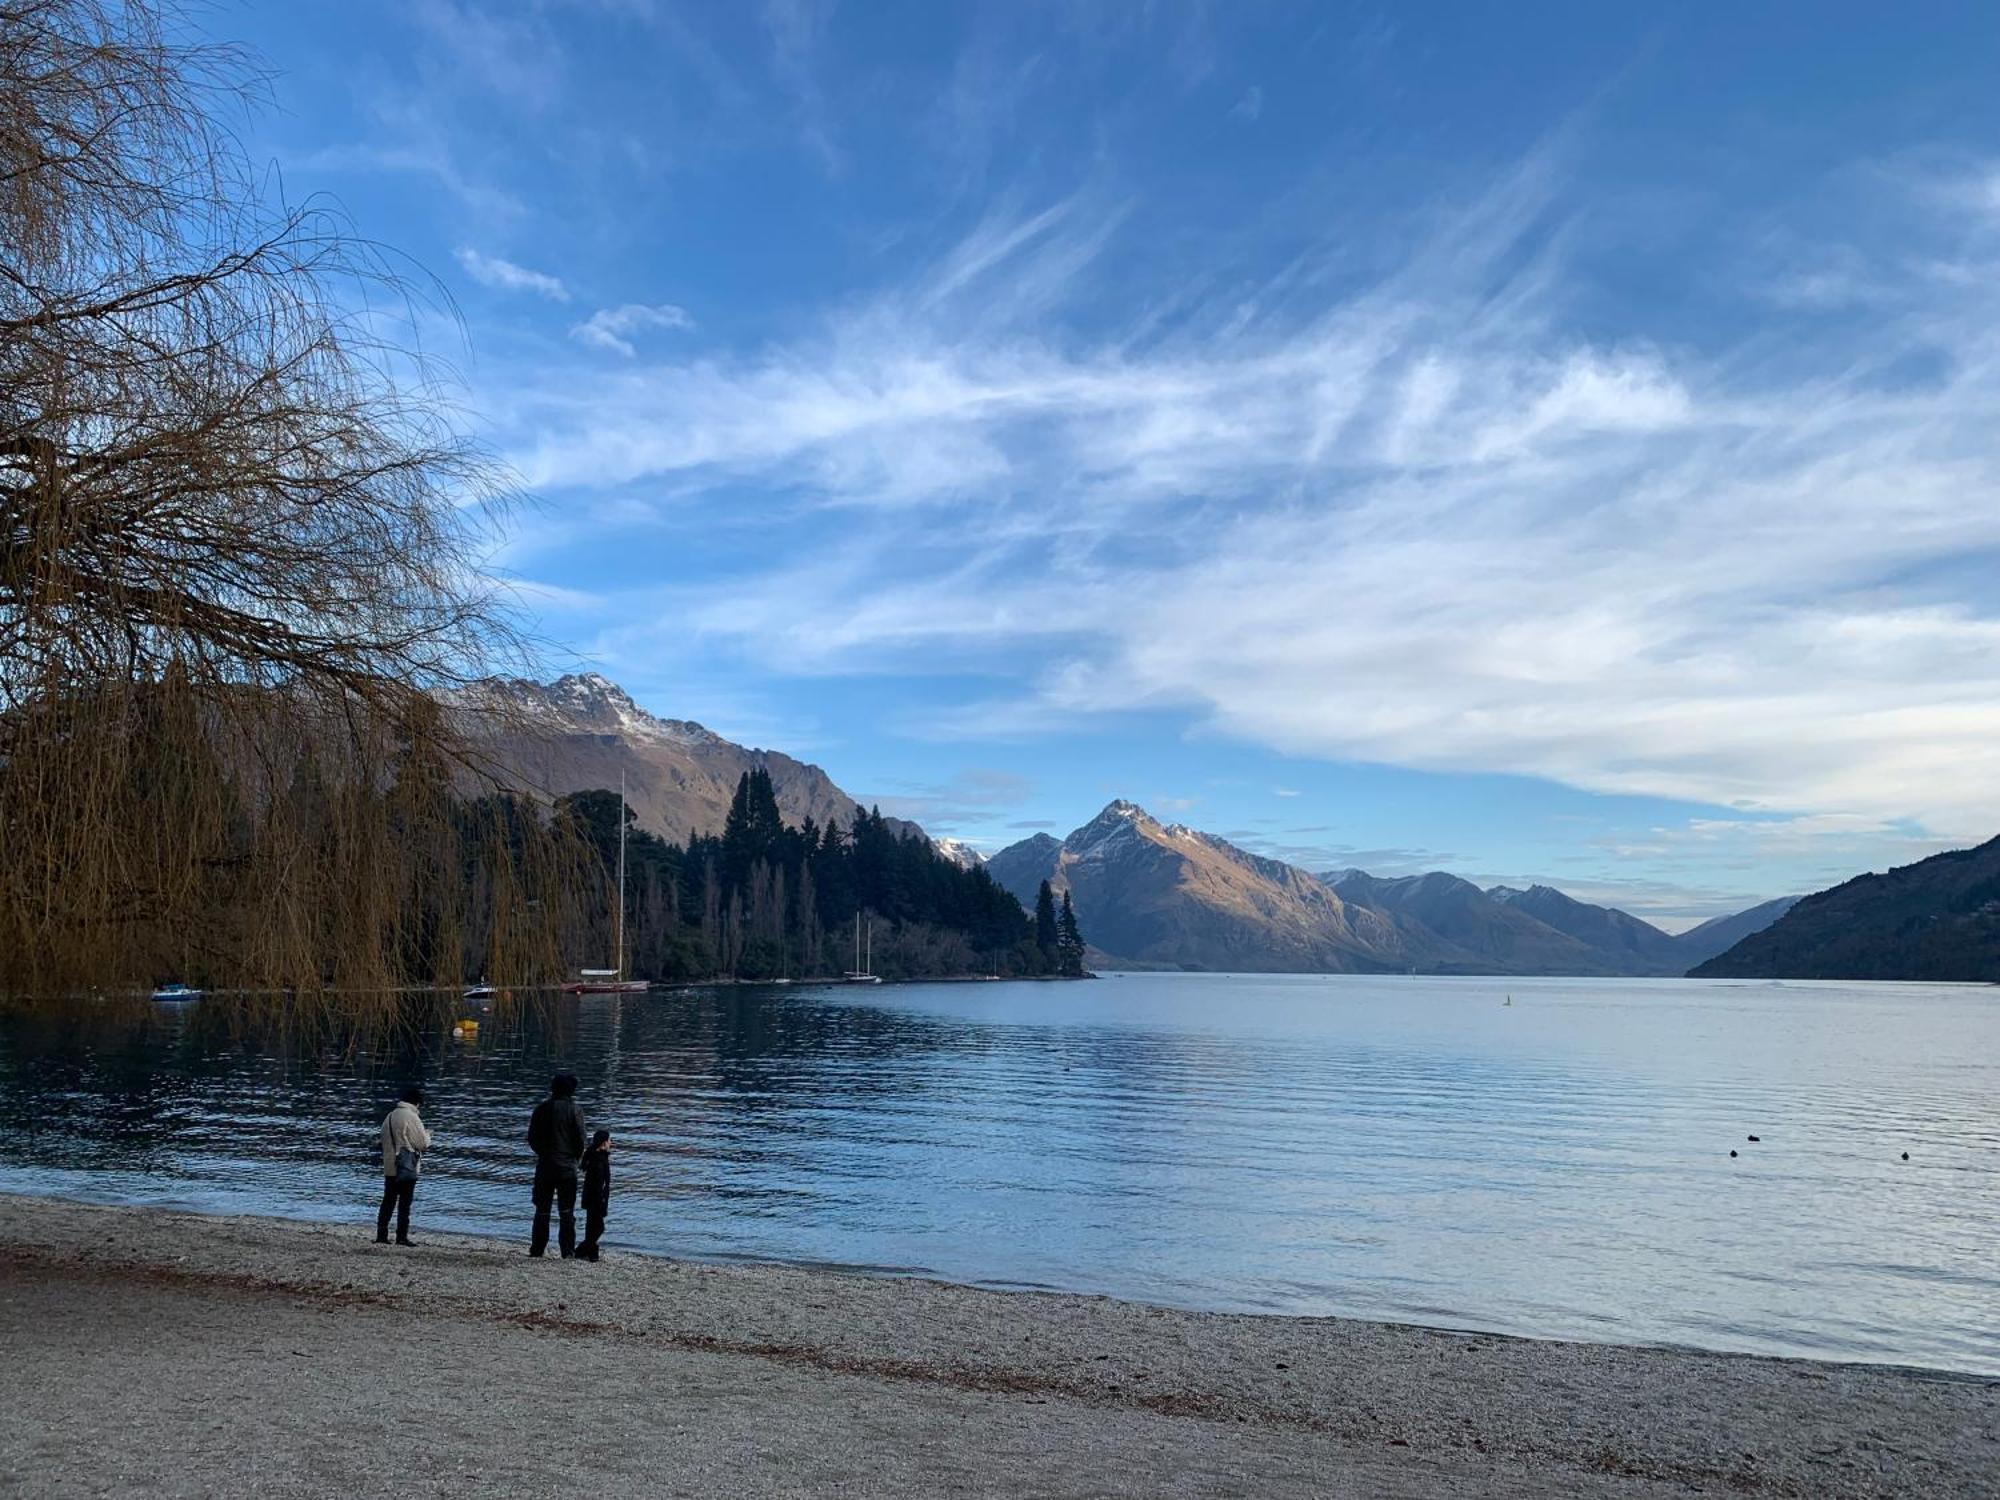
[841,912,881,982]
[563,773,650,995]
[563,969,650,995]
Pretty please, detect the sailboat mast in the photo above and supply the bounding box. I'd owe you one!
[865,916,872,976]
[616,772,627,978]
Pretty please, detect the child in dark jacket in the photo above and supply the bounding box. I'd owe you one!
[579,1129,611,1261]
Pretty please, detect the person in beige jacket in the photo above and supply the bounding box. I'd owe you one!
[376,1085,431,1246]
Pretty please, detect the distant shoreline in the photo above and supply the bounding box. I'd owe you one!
[24,971,1996,1007]
[0,1195,1990,1497]
[2,971,1100,1005]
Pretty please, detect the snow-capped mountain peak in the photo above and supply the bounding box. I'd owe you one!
[468,673,724,748]
[932,837,985,870]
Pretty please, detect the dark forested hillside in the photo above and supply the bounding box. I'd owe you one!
[557,771,1072,982]
[1691,836,2000,980]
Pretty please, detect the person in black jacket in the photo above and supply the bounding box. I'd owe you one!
[578,1129,612,1262]
[526,1072,587,1258]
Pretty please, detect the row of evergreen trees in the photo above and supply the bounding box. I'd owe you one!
[555,771,1087,982]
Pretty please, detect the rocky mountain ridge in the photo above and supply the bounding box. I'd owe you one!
[1327,870,1623,975]
[932,838,986,870]
[454,674,923,845]
[990,800,1794,976]
[990,801,1416,972]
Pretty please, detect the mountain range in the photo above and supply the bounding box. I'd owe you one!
[988,801,1797,977]
[452,676,1827,978]
[987,803,1414,973]
[455,674,923,844]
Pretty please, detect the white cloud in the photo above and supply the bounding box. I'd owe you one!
[455,247,570,301]
[1468,349,1692,458]
[483,157,2000,843]
[1229,86,1263,122]
[569,303,696,357]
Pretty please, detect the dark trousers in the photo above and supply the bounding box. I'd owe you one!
[580,1202,606,1260]
[531,1161,577,1257]
[376,1176,415,1242]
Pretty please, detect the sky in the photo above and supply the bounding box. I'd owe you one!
[230,1,2000,929]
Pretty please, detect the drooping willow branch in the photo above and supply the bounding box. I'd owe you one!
[0,1,590,995]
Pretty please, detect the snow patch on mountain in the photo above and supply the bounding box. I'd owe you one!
[457,673,725,747]
[932,837,985,869]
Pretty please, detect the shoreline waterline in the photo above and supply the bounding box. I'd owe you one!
[0,1194,1991,1498]
[13,1183,1997,1386]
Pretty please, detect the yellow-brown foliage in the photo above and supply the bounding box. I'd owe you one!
[0,2,586,995]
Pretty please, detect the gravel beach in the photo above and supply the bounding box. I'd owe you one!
[0,1196,1991,1498]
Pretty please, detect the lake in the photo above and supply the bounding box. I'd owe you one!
[1,973,1994,1374]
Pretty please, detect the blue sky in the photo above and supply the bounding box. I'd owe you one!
[233,2,2000,927]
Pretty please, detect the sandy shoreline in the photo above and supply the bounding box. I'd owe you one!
[0,1196,1991,1497]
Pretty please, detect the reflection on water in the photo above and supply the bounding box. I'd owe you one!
[1,973,1996,1373]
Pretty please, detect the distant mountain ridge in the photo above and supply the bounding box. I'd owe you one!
[989,801,1416,972]
[1328,870,1627,975]
[1670,897,1802,970]
[454,674,924,844]
[1486,883,1686,973]
[451,681,1807,978]
[989,800,1793,977]
[1692,837,2000,980]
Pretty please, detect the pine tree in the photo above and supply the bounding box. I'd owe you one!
[552,783,1045,981]
[1035,880,1059,959]
[1058,889,1085,977]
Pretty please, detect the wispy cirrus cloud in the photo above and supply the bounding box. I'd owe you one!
[455,246,570,300]
[569,303,695,356]
[483,152,2000,846]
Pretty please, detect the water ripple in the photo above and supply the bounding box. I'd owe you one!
[0,973,1995,1374]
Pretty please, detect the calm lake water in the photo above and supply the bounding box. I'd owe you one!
[1,973,1995,1374]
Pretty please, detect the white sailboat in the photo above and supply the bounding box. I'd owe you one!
[566,772,650,994]
[842,911,881,983]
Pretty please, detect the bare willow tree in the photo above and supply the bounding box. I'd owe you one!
[0,0,583,993]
